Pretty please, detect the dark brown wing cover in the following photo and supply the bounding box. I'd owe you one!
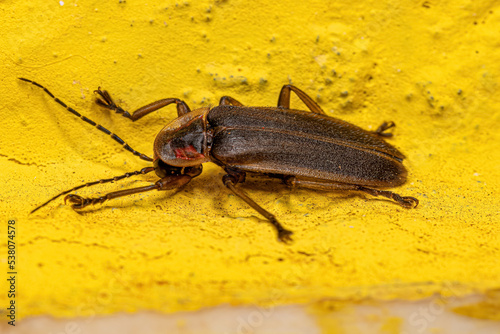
[208,106,407,187]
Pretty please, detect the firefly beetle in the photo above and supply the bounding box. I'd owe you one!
[21,78,418,243]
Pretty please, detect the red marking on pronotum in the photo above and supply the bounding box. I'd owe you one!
[174,145,205,160]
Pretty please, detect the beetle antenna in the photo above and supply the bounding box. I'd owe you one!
[18,78,153,162]
[30,167,155,213]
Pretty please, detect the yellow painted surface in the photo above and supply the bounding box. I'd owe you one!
[1,0,499,327]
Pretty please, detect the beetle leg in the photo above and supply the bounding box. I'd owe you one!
[222,170,294,243]
[284,176,361,191]
[277,85,326,115]
[64,174,193,210]
[95,88,192,119]
[284,177,419,208]
[30,167,156,214]
[373,121,396,138]
[357,186,419,208]
[219,96,244,106]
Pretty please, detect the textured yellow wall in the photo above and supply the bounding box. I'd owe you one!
[1,0,499,324]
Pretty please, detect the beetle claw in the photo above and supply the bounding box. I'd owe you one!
[64,194,88,209]
[94,88,130,117]
[401,196,419,208]
[374,121,396,137]
[278,229,294,244]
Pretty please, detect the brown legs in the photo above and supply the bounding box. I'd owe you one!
[357,186,419,208]
[65,174,193,209]
[284,176,419,208]
[277,85,398,137]
[223,169,294,243]
[219,84,326,115]
[277,84,326,114]
[220,169,418,244]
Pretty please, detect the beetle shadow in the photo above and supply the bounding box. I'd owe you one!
[211,176,404,217]
[208,175,287,216]
[53,170,406,218]
[204,174,366,220]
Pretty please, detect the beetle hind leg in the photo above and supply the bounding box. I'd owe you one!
[284,176,418,208]
[358,186,419,208]
[94,88,130,118]
[222,170,293,243]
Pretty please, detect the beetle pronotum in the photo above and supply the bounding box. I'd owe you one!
[21,78,418,243]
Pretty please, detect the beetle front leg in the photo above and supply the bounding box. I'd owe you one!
[95,89,192,120]
[222,170,293,243]
[284,177,419,208]
[65,174,193,209]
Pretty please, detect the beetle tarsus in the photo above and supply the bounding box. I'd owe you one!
[388,193,419,208]
[64,194,96,209]
[400,196,419,208]
[95,88,132,118]
[358,187,419,209]
[96,88,193,120]
[64,194,110,209]
[374,121,396,137]
[278,84,326,114]
[275,224,294,243]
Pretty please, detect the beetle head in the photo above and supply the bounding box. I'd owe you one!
[154,107,211,169]
[153,158,203,179]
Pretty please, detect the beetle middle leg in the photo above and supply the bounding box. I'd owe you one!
[284,176,419,208]
[278,84,326,115]
[222,169,293,243]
